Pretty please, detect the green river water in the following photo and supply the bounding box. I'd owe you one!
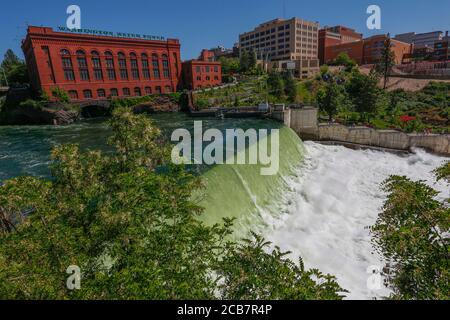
[0,114,305,233]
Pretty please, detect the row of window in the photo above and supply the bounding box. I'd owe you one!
[195,76,220,81]
[66,85,173,100]
[240,25,317,42]
[194,65,220,73]
[60,49,173,82]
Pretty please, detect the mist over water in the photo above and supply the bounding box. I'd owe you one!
[263,142,449,300]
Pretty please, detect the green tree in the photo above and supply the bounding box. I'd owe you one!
[374,37,396,89]
[0,49,29,86]
[1,49,21,71]
[248,50,257,71]
[0,108,346,300]
[51,87,70,103]
[283,72,298,103]
[371,162,450,300]
[434,162,450,183]
[333,53,357,70]
[346,70,379,122]
[218,57,240,75]
[267,72,284,98]
[387,89,405,114]
[317,81,342,121]
[239,51,250,73]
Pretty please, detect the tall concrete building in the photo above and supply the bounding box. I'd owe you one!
[238,18,320,78]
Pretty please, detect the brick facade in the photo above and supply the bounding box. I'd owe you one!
[318,26,363,64]
[323,35,411,65]
[22,26,182,101]
[182,50,222,90]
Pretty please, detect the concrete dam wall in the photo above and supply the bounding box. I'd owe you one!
[275,107,450,157]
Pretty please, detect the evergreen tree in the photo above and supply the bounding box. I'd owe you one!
[374,36,396,90]
[283,72,298,103]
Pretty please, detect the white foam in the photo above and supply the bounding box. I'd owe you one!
[263,142,449,300]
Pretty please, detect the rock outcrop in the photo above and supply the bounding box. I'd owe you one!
[133,95,180,114]
[2,104,79,125]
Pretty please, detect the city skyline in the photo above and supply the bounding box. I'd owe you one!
[1,0,450,61]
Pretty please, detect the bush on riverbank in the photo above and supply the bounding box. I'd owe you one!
[110,93,182,109]
[0,108,347,300]
[371,161,450,300]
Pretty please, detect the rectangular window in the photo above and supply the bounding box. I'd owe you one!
[120,69,128,80]
[92,58,101,68]
[80,69,90,81]
[64,70,75,81]
[94,69,103,81]
[108,69,116,80]
[77,57,87,68]
[62,58,72,68]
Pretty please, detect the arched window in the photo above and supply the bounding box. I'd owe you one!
[141,53,150,79]
[162,54,170,78]
[130,53,139,79]
[155,86,162,94]
[152,54,160,79]
[165,85,172,93]
[105,51,116,80]
[134,87,142,96]
[83,89,93,99]
[110,88,118,97]
[61,49,75,81]
[68,90,78,100]
[118,52,128,80]
[144,87,152,95]
[91,51,103,81]
[97,89,106,98]
[76,50,90,81]
[122,88,130,96]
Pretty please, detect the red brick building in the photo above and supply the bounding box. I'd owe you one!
[182,50,222,90]
[323,34,411,65]
[22,26,182,101]
[318,26,363,64]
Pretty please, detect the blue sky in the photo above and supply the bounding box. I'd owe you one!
[1,0,449,61]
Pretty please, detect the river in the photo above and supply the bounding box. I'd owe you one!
[0,115,448,300]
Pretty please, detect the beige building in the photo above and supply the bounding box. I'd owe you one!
[239,17,320,78]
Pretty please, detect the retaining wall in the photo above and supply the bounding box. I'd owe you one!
[281,108,450,156]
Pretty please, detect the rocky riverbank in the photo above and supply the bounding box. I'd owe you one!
[0,93,185,126]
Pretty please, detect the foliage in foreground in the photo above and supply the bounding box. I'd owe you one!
[0,108,346,300]
[371,162,450,300]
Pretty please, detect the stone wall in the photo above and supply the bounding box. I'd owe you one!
[281,108,450,157]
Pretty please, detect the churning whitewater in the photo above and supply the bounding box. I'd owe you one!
[262,142,449,300]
